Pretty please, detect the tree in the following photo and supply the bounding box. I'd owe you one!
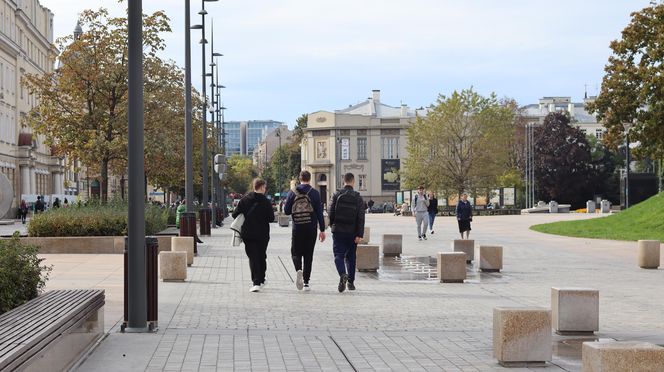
[534,112,595,207]
[292,114,308,145]
[586,2,664,159]
[224,155,256,194]
[588,135,621,203]
[23,8,171,202]
[402,89,515,197]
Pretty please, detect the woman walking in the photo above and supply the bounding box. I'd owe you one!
[232,178,275,292]
[427,191,438,234]
[19,199,28,224]
[455,193,473,239]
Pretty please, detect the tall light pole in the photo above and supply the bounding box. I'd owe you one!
[184,0,194,213]
[126,0,147,332]
[623,122,633,209]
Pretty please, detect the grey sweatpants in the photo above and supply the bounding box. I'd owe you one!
[415,212,429,237]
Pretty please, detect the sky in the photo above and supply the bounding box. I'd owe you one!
[39,0,653,127]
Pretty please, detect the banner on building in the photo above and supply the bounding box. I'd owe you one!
[381,159,400,191]
[341,138,350,160]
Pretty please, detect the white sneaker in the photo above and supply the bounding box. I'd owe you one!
[260,280,267,288]
[304,283,310,291]
[296,270,304,290]
[250,285,261,292]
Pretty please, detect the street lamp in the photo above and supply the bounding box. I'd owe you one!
[191,0,218,236]
[623,121,633,209]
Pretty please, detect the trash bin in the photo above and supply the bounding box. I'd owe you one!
[179,212,197,255]
[199,208,211,236]
[122,236,159,332]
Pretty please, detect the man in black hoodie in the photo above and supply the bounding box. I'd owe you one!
[232,178,275,293]
[328,172,365,293]
[284,170,326,291]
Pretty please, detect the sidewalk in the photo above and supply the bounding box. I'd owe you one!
[42,213,664,371]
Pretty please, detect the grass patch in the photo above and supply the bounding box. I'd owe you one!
[530,192,664,242]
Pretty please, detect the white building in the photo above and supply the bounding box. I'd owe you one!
[521,96,605,138]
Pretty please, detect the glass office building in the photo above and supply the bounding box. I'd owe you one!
[224,120,284,156]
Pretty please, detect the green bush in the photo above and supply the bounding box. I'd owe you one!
[0,232,52,314]
[27,201,168,237]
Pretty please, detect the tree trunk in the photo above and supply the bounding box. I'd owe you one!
[101,158,109,203]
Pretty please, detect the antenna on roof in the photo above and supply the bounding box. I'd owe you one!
[584,83,588,99]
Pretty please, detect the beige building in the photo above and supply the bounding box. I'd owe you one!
[301,90,426,204]
[252,124,292,175]
[522,96,605,138]
[0,0,59,217]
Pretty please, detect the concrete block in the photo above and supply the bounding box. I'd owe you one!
[359,227,370,244]
[549,201,558,213]
[437,252,466,283]
[600,200,611,213]
[551,287,599,334]
[278,215,290,227]
[452,239,475,263]
[479,245,503,272]
[156,236,172,252]
[171,236,194,266]
[586,200,596,213]
[382,234,402,257]
[356,244,379,271]
[493,307,552,366]
[638,240,660,269]
[159,251,187,281]
[582,341,664,372]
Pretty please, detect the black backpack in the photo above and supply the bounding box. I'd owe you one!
[334,189,359,226]
[291,189,314,226]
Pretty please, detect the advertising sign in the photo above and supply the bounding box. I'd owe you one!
[381,159,400,191]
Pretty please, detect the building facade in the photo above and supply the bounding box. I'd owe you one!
[252,124,292,174]
[301,90,425,204]
[0,0,58,217]
[521,96,605,138]
[224,120,284,157]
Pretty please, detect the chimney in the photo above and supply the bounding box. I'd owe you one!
[548,103,555,113]
[401,103,408,117]
[372,89,380,103]
[568,102,575,118]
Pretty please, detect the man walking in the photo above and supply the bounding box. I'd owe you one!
[413,186,429,240]
[284,170,326,291]
[328,173,365,293]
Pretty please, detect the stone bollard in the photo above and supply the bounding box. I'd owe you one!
[638,240,661,269]
[171,236,194,266]
[582,341,664,371]
[437,252,466,283]
[278,215,290,227]
[551,287,599,334]
[548,201,559,213]
[600,200,611,213]
[479,245,503,272]
[586,200,596,213]
[356,245,379,271]
[452,239,474,263]
[359,227,370,244]
[383,234,403,257]
[493,307,552,367]
[159,251,187,281]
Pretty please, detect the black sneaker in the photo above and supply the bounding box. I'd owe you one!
[423,234,427,240]
[348,281,356,291]
[338,274,348,293]
[418,236,422,241]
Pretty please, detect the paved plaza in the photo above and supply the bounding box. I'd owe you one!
[10,213,662,371]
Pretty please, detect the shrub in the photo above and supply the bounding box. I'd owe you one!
[0,232,52,314]
[27,201,168,237]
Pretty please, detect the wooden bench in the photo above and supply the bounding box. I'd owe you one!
[0,289,105,371]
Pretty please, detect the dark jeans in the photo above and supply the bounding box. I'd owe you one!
[428,211,436,230]
[291,228,317,283]
[244,239,268,286]
[332,232,357,283]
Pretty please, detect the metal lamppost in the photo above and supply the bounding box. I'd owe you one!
[192,0,218,236]
[126,0,147,332]
[623,122,633,209]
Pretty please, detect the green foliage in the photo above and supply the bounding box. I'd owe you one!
[268,144,301,193]
[0,233,52,314]
[27,201,168,237]
[586,2,664,158]
[402,88,515,196]
[531,192,664,241]
[224,155,256,194]
[292,114,308,145]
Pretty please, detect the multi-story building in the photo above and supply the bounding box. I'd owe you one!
[301,90,425,204]
[224,120,284,157]
[521,96,605,138]
[252,124,292,174]
[0,0,58,217]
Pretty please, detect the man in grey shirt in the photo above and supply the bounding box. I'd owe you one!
[412,185,430,240]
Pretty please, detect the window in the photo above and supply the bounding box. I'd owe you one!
[357,138,367,160]
[358,174,367,191]
[382,137,399,159]
[595,129,603,139]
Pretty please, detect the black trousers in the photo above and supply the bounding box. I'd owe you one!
[291,228,317,283]
[244,239,268,286]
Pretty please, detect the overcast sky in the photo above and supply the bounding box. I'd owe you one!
[39,0,651,126]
